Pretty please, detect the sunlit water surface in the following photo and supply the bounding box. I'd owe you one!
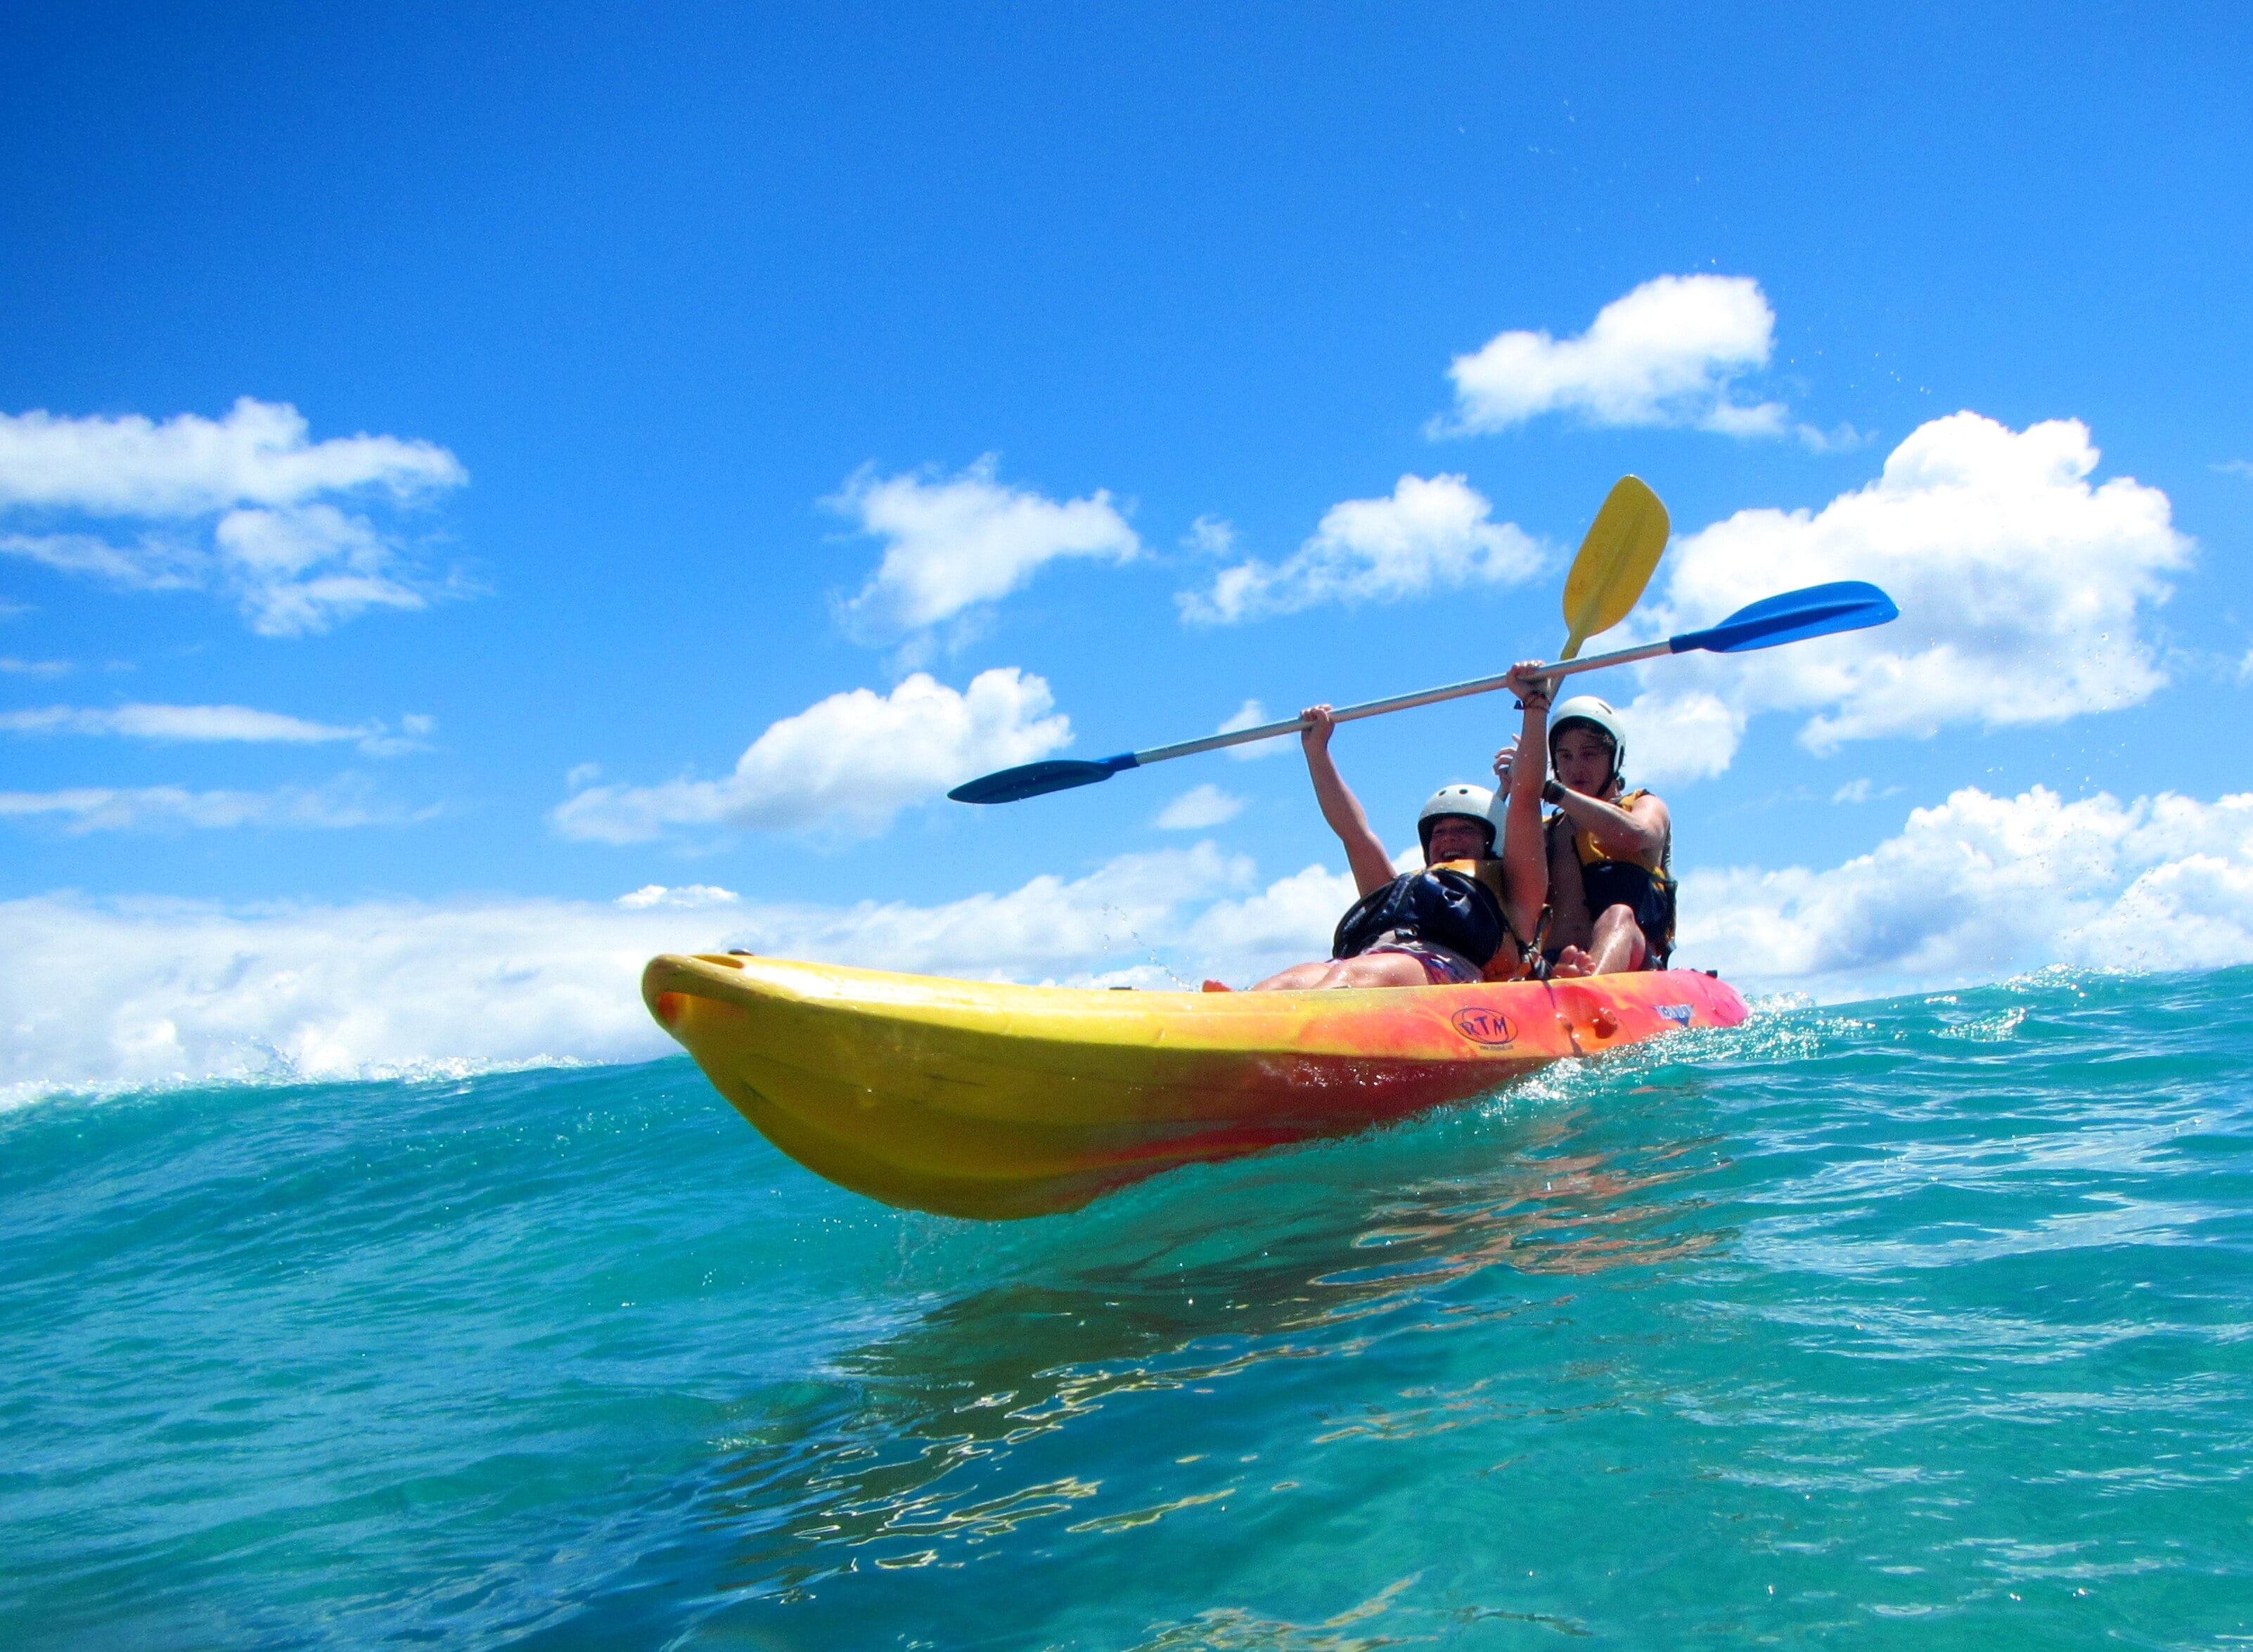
[6,967,2252,1648]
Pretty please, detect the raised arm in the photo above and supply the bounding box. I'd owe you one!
[1495,663,1553,943]
[1299,704,1397,896]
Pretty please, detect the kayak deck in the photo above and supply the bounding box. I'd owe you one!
[642,953,1750,1220]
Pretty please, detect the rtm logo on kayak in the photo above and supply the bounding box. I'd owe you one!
[1449,1007,1517,1045]
[1657,1004,1693,1026]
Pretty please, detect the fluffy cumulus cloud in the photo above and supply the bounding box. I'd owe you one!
[1179,473,1542,624]
[1613,412,2190,786]
[0,844,1359,1094]
[551,666,1072,843]
[0,894,721,1097]
[0,398,466,635]
[1684,786,2253,1001]
[1604,691,1743,788]
[0,702,430,754]
[1437,274,1785,438]
[833,456,1139,640]
[18,780,2253,1093]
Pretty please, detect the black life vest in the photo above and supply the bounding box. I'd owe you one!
[1331,863,1507,968]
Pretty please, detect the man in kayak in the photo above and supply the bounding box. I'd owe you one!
[1242,664,1554,990]
[1524,695,1674,976]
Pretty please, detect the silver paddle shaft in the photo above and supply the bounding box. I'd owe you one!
[1131,637,1672,766]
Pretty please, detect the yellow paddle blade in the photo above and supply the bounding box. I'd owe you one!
[1559,475,1669,659]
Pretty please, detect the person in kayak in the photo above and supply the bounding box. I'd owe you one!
[1522,695,1674,975]
[1243,663,1553,990]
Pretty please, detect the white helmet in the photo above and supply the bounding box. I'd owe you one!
[1550,695,1626,788]
[1418,782,1498,856]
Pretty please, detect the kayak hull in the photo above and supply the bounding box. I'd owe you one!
[642,953,1749,1220]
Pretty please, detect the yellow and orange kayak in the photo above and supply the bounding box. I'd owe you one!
[641,953,1750,1220]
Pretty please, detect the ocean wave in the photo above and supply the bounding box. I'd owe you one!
[0,1049,630,1115]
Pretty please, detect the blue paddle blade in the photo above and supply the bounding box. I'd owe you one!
[949,753,1140,805]
[1675,580,1899,654]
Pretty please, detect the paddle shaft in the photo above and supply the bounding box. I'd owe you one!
[1129,637,1669,766]
[950,582,1895,801]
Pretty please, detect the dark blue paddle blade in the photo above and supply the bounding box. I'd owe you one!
[1674,580,1899,655]
[949,752,1140,805]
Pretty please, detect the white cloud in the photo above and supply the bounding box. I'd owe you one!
[19,780,2253,1093]
[212,503,437,636]
[1183,862,1357,963]
[1,529,201,590]
[1610,690,1743,787]
[1613,412,2188,781]
[0,398,466,635]
[0,843,1326,1094]
[0,775,434,834]
[833,456,1139,638]
[0,397,463,515]
[551,667,1072,843]
[0,656,70,676]
[1797,422,1875,455]
[0,893,714,1097]
[1155,783,1245,830]
[1437,274,1785,437]
[1182,515,1236,555]
[1682,785,2253,1000]
[614,884,740,910]
[1830,779,1902,806]
[0,702,425,754]
[1179,474,1542,624]
[2215,460,2253,479]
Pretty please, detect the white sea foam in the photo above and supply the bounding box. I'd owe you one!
[0,1052,605,1116]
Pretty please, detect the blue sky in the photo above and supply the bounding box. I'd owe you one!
[4,3,2252,1085]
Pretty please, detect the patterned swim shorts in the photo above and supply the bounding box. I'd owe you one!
[1363,936,1482,985]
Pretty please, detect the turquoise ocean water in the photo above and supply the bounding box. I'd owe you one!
[6,967,2252,1648]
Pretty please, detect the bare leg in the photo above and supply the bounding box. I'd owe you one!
[1546,825,1593,959]
[1249,953,1434,990]
[1580,905,1648,976]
